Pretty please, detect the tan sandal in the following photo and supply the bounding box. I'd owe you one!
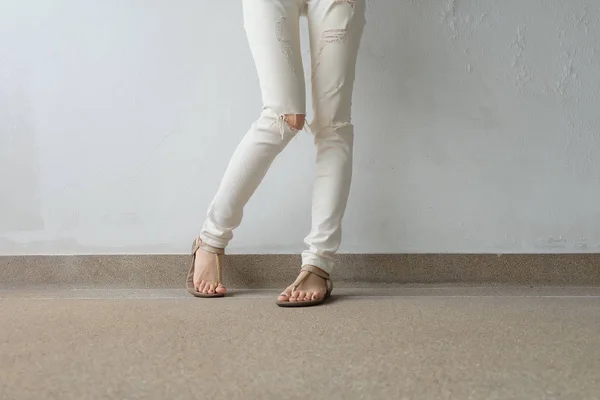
[186,237,225,298]
[276,265,333,308]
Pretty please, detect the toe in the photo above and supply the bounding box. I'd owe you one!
[292,291,305,302]
[216,284,227,294]
[198,281,207,293]
[207,282,216,294]
[304,292,313,301]
[204,283,213,294]
[278,289,291,302]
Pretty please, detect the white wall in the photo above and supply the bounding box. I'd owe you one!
[1,0,599,255]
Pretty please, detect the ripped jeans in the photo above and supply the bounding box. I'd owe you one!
[200,0,365,275]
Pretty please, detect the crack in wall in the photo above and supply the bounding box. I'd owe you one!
[441,0,458,38]
[509,27,531,91]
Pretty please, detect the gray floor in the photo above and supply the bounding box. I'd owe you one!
[1,286,599,400]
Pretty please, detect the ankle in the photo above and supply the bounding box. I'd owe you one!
[195,238,225,255]
[300,265,330,280]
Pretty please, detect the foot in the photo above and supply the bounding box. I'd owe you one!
[277,266,328,303]
[193,247,227,295]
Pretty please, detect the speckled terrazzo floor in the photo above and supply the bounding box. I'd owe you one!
[2,286,599,400]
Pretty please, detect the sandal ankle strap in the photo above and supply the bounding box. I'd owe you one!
[192,237,225,256]
[300,265,329,280]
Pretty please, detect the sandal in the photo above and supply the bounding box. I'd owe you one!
[186,237,225,298]
[276,265,333,308]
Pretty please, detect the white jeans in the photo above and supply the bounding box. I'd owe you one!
[200,0,365,274]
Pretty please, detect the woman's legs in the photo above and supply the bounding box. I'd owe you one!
[194,0,307,294]
[279,0,365,302]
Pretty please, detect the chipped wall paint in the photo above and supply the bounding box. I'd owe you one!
[1,0,599,255]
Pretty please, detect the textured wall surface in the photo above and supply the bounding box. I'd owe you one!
[1,0,599,255]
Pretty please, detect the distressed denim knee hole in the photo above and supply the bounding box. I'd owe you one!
[283,114,306,131]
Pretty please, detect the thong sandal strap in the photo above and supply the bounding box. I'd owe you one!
[300,265,329,280]
[291,265,331,294]
[215,253,223,285]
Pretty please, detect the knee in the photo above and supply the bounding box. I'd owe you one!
[283,114,306,131]
[313,121,353,142]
